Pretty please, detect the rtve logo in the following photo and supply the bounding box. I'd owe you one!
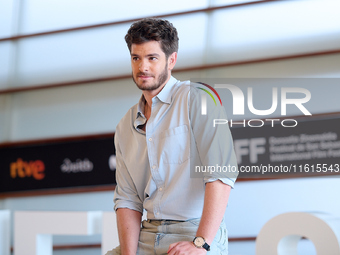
[10,158,45,180]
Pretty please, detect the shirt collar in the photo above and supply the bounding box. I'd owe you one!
[136,75,178,116]
[134,76,178,131]
[156,76,178,105]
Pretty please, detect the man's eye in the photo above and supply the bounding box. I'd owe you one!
[132,57,139,61]
[150,57,157,60]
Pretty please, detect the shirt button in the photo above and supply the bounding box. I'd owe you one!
[148,137,152,141]
[159,187,163,191]
[152,165,156,169]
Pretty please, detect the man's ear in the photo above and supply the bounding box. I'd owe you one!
[168,52,177,70]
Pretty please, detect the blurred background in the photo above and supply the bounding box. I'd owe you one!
[1,0,340,254]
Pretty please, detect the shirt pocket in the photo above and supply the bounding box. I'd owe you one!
[159,125,191,164]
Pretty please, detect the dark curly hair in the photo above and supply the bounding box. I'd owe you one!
[125,18,179,58]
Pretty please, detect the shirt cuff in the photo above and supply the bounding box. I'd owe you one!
[114,199,144,213]
[204,177,236,189]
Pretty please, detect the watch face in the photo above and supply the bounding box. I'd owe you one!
[194,237,205,247]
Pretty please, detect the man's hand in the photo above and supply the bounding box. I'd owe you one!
[167,241,207,255]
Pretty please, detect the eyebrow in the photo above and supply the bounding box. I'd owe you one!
[131,53,161,57]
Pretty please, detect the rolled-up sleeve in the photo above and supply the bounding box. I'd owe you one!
[113,131,144,213]
[189,86,239,188]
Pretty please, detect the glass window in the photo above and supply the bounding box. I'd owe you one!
[167,13,208,68]
[21,0,208,34]
[0,0,15,38]
[207,0,340,63]
[0,42,12,88]
[15,12,209,87]
[16,24,131,87]
[211,0,260,6]
[0,95,10,141]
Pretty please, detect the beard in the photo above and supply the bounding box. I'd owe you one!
[132,63,169,91]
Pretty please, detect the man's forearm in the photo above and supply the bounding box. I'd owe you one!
[116,208,142,255]
[196,180,231,245]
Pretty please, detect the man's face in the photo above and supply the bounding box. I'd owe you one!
[130,41,175,91]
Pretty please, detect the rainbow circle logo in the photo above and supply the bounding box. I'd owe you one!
[196,82,223,106]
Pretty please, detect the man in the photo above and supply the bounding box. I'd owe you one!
[106,18,238,255]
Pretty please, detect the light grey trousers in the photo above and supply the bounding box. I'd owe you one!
[105,218,228,255]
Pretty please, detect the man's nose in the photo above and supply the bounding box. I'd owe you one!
[139,60,149,72]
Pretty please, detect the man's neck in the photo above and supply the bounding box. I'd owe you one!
[142,85,164,105]
[142,76,171,108]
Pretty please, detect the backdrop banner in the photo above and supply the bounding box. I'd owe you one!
[1,116,339,194]
[0,135,116,194]
[231,116,340,178]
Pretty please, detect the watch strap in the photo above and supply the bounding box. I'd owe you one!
[202,242,210,251]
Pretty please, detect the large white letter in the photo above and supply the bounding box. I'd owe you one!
[215,84,245,115]
[281,88,312,116]
[0,210,10,255]
[256,212,340,255]
[248,87,278,115]
[14,211,102,255]
[102,212,119,255]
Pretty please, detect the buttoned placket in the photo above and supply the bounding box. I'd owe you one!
[146,96,165,218]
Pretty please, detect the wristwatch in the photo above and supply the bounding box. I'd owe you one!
[193,236,210,251]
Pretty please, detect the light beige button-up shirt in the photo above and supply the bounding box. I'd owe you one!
[113,76,238,220]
